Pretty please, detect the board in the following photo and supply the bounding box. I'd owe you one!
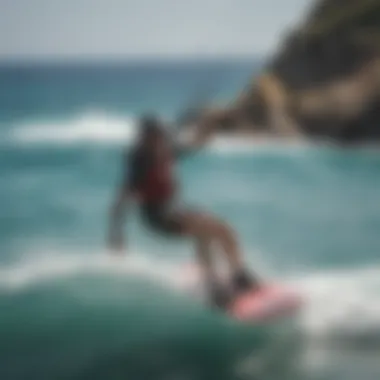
[179,263,303,323]
[228,285,302,323]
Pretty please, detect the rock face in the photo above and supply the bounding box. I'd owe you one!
[210,0,380,143]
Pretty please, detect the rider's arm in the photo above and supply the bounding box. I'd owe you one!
[108,150,145,253]
[108,187,131,253]
[174,113,217,159]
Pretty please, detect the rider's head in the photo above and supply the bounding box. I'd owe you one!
[138,114,168,147]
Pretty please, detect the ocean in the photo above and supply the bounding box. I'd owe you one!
[1,60,380,380]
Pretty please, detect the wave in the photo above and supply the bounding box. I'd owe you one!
[6,110,380,159]
[2,252,380,380]
[2,251,380,347]
[6,110,311,154]
[208,135,307,154]
[0,252,236,380]
[0,251,183,291]
[294,266,380,347]
[8,110,137,145]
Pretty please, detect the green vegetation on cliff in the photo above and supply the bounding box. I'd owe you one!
[304,0,380,46]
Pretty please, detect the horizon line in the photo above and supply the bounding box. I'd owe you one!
[0,53,265,66]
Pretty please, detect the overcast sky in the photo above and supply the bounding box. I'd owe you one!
[1,0,313,60]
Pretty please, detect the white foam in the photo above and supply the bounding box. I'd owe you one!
[208,135,306,154]
[2,251,380,346]
[0,250,182,291]
[7,111,380,159]
[292,266,380,345]
[9,110,137,145]
[7,110,313,154]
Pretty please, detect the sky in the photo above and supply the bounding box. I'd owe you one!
[0,0,313,60]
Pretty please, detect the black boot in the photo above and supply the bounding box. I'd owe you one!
[232,268,261,295]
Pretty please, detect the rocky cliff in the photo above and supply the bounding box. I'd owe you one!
[206,0,380,143]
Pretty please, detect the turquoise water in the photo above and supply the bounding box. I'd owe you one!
[1,61,380,380]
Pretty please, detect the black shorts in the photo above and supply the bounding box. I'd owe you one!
[140,201,186,236]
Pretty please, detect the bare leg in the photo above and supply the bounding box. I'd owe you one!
[194,236,214,280]
[211,220,243,273]
[181,211,260,299]
[185,213,244,274]
[194,236,232,308]
[211,220,261,292]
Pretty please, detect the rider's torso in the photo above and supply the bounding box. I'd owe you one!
[128,145,176,204]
